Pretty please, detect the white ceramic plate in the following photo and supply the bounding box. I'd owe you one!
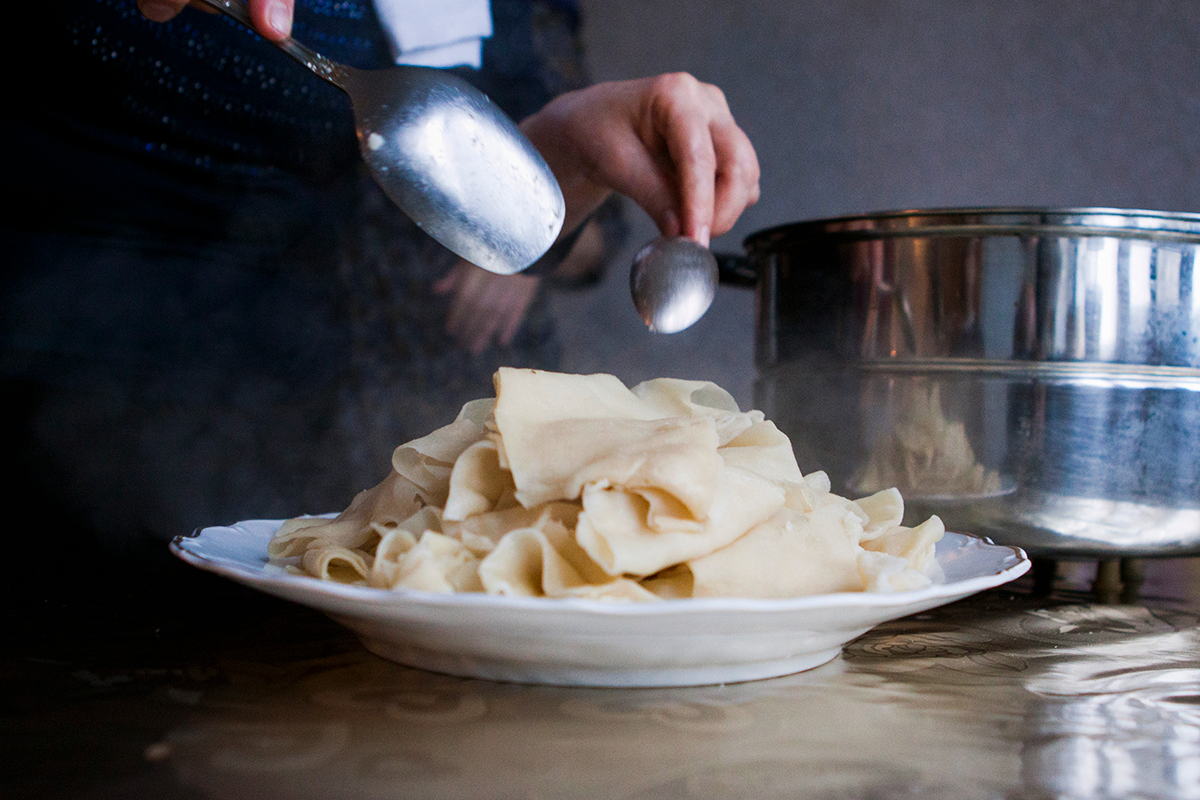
[171,520,1030,687]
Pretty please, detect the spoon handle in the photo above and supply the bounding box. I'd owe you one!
[193,0,353,89]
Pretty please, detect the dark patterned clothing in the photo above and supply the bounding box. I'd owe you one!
[2,0,605,549]
[13,0,587,234]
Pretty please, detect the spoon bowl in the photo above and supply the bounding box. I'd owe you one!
[197,0,564,275]
[629,236,719,333]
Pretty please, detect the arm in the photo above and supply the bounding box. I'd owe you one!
[138,8,758,246]
[440,74,760,353]
[138,0,294,40]
[137,3,758,346]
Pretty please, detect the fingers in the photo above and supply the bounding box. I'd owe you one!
[447,271,497,354]
[435,262,540,354]
[710,118,760,237]
[648,74,718,246]
[650,75,761,243]
[138,0,293,40]
[600,131,686,237]
[248,0,294,41]
[137,0,191,22]
[598,126,685,239]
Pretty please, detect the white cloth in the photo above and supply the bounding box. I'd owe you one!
[372,0,493,68]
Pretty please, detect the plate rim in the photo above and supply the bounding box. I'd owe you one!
[170,519,1031,617]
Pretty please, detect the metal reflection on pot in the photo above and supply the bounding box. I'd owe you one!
[742,207,1200,557]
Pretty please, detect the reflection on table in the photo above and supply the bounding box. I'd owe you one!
[5,554,1200,799]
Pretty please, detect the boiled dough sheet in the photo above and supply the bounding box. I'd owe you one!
[493,369,723,516]
[272,368,944,600]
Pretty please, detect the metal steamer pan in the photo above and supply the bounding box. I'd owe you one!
[740,208,1200,558]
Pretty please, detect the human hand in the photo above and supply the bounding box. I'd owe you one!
[433,260,542,355]
[137,0,294,40]
[520,73,760,247]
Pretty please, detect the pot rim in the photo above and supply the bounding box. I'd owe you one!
[744,205,1200,250]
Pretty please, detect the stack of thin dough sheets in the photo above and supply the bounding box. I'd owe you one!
[269,368,945,600]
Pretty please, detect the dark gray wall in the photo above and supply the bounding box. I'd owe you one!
[551,0,1200,407]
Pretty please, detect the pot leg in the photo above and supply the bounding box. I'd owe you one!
[1093,560,1121,604]
[1119,558,1145,604]
[1031,558,1057,596]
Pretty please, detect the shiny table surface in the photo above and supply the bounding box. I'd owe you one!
[4,548,1199,800]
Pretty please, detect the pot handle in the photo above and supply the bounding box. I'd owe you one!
[715,252,757,287]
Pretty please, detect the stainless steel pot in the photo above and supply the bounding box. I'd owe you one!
[735,208,1200,558]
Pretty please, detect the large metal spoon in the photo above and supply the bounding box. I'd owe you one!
[629,236,719,333]
[196,0,564,275]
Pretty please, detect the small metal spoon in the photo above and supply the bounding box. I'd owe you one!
[196,0,564,275]
[629,236,719,333]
